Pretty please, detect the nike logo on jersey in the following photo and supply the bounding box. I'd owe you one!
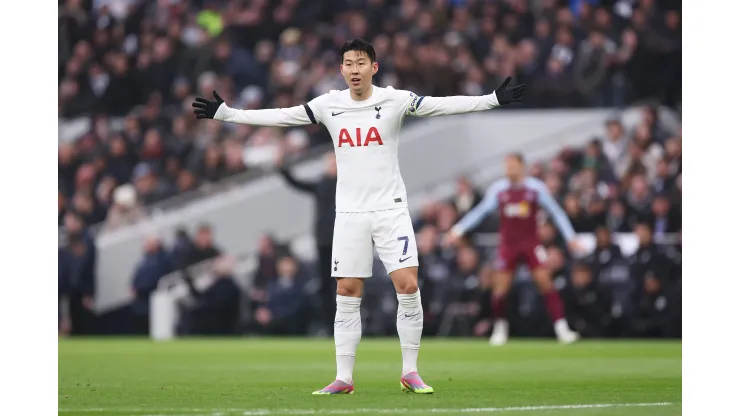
[399,256,412,263]
[332,111,346,116]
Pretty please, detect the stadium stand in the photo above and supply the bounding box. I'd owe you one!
[58,0,681,227]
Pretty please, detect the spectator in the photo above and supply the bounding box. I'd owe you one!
[648,194,681,237]
[546,246,569,290]
[574,29,615,106]
[130,235,173,335]
[671,173,682,207]
[186,224,222,266]
[104,184,146,230]
[581,139,615,183]
[563,192,595,232]
[417,224,452,332]
[171,228,195,269]
[132,162,171,205]
[563,261,612,338]
[591,226,622,272]
[452,176,483,218]
[71,189,106,226]
[652,157,676,195]
[585,197,607,228]
[630,222,671,298]
[105,134,136,186]
[251,234,280,307]
[278,151,337,333]
[629,269,673,338]
[605,199,633,233]
[624,174,653,223]
[435,202,460,234]
[664,137,682,173]
[632,123,664,182]
[58,244,71,337]
[602,117,630,180]
[538,221,565,250]
[413,201,440,230]
[58,230,96,335]
[441,245,484,336]
[544,172,565,201]
[254,254,310,335]
[184,255,241,336]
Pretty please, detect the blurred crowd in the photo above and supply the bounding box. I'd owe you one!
[58,0,682,232]
[58,103,681,339]
[410,106,681,339]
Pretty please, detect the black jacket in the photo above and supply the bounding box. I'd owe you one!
[563,280,613,338]
[280,168,337,246]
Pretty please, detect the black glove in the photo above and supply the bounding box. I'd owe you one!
[494,77,526,105]
[192,90,225,119]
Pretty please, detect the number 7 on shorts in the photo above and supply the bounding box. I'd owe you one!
[397,236,411,262]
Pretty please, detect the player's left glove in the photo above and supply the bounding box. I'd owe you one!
[494,77,526,105]
[192,90,225,119]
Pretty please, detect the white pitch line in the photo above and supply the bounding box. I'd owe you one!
[59,402,678,415]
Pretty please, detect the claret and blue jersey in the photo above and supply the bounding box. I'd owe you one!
[454,177,576,246]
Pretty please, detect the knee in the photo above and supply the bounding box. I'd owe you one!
[493,273,513,295]
[390,267,419,294]
[396,280,418,295]
[493,286,509,298]
[336,280,363,298]
[536,280,553,293]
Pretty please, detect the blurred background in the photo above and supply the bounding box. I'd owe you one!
[58,0,681,340]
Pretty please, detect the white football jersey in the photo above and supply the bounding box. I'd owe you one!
[215,85,500,212]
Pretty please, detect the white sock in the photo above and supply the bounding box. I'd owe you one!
[554,318,569,333]
[334,295,362,384]
[396,289,424,376]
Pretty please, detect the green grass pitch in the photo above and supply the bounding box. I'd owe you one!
[58,338,681,416]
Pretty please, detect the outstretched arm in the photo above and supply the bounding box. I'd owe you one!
[280,167,319,194]
[450,182,502,237]
[407,77,526,117]
[533,181,576,242]
[193,91,321,127]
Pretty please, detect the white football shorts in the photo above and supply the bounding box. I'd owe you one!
[331,208,419,278]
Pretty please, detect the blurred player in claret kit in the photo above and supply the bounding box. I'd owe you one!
[192,38,526,395]
[445,153,583,346]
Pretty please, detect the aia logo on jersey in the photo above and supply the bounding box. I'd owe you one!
[338,127,384,147]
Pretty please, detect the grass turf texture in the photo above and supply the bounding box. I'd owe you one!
[59,338,681,416]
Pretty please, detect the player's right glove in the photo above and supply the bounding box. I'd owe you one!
[192,90,225,119]
[494,77,526,105]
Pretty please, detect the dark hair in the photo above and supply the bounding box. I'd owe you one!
[572,261,592,272]
[507,152,525,164]
[339,38,376,63]
[635,221,653,232]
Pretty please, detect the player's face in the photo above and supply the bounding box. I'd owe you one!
[504,156,524,180]
[340,50,378,92]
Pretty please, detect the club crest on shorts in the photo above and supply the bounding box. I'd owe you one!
[334,259,339,271]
